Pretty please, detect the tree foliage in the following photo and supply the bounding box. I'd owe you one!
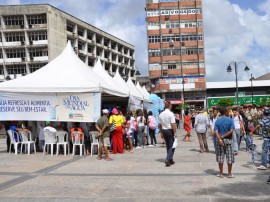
[216,98,234,108]
[176,103,190,111]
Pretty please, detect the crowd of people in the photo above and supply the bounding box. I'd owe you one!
[180,104,270,184]
[1,103,270,184]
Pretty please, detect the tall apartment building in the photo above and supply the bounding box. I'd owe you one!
[0,4,136,82]
[146,0,206,109]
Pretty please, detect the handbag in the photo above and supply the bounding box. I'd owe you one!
[110,116,116,132]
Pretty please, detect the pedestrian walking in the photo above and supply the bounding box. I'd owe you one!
[158,102,177,167]
[195,110,209,153]
[250,109,270,170]
[214,107,235,178]
[210,108,219,153]
[183,110,191,142]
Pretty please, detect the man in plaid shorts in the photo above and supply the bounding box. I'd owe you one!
[214,107,235,178]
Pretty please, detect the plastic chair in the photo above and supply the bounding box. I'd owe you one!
[19,130,36,155]
[89,131,99,156]
[7,130,21,155]
[43,131,57,156]
[56,131,70,156]
[71,131,85,156]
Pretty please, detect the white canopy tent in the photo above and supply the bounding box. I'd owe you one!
[126,78,144,100]
[0,41,126,97]
[113,70,144,100]
[142,86,150,98]
[136,83,150,101]
[93,58,129,97]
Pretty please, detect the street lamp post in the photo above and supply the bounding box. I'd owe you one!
[227,61,250,107]
[249,73,255,104]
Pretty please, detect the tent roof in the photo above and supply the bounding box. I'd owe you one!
[142,86,150,97]
[126,78,144,100]
[93,59,129,97]
[0,41,101,93]
[136,83,150,101]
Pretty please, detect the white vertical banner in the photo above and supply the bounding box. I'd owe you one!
[57,93,101,122]
[0,92,58,121]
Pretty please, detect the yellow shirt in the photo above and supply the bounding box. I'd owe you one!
[109,115,123,127]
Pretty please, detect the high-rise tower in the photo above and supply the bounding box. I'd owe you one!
[146,0,205,109]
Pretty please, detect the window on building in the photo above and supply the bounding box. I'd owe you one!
[78,42,84,51]
[111,42,116,50]
[29,48,48,58]
[6,64,26,74]
[149,49,160,57]
[0,66,4,75]
[0,51,3,59]
[66,23,74,32]
[6,49,25,58]
[78,27,84,37]
[162,49,180,56]
[87,31,93,40]
[27,14,46,25]
[96,48,102,56]
[104,39,109,47]
[4,15,24,26]
[166,22,180,29]
[130,50,134,57]
[146,9,159,16]
[162,35,180,43]
[112,53,117,61]
[96,35,102,44]
[124,58,129,65]
[28,31,47,41]
[118,45,123,53]
[79,55,85,62]
[168,64,176,69]
[118,56,123,63]
[112,65,117,73]
[87,45,94,53]
[148,35,160,43]
[148,22,160,26]
[29,63,46,73]
[88,58,94,67]
[105,63,110,71]
[104,51,109,59]
[181,48,203,55]
[5,32,25,42]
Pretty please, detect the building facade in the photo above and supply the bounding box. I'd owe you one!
[0,4,136,82]
[145,0,205,108]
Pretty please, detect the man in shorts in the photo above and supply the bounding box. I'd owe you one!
[95,109,113,161]
[214,107,235,178]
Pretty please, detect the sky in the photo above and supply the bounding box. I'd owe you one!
[1,0,270,82]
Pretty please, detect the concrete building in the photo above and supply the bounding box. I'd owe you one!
[0,4,136,82]
[145,0,205,108]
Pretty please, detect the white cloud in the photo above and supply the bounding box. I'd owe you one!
[204,0,270,81]
[4,0,270,81]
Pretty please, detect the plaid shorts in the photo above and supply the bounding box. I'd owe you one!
[216,139,234,164]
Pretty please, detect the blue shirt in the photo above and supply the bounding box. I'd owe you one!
[214,116,235,138]
[9,125,20,142]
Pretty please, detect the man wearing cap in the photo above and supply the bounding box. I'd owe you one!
[44,121,57,133]
[158,101,177,167]
[250,109,270,170]
[95,109,113,160]
[109,108,124,154]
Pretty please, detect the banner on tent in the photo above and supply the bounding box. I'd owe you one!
[0,92,58,121]
[129,95,143,110]
[0,92,101,122]
[57,93,101,122]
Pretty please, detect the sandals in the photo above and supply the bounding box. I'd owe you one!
[105,157,113,161]
[227,174,234,178]
[217,174,224,178]
[97,156,102,160]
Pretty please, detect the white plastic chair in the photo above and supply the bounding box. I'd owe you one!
[56,131,70,156]
[7,130,21,155]
[71,131,85,156]
[89,131,99,156]
[19,130,36,155]
[43,131,57,156]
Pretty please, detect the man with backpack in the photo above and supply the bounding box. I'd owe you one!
[250,108,270,170]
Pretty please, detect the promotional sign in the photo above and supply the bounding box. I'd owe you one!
[0,92,101,122]
[207,95,270,108]
[57,93,101,122]
[0,92,57,121]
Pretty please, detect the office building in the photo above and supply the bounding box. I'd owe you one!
[0,4,136,82]
[146,0,205,108]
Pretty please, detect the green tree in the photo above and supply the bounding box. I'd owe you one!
[257,98,270,107]
[216,98,234,108]
[176,103,190,111]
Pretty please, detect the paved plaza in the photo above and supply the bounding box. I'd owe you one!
[0,128,270,202]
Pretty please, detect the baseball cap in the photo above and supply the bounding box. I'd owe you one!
[102,109,109,114]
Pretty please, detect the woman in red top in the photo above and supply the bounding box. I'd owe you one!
[183,110,191,142]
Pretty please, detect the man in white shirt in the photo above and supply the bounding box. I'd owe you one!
[232,108,245,155]
[158,102,177,167]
